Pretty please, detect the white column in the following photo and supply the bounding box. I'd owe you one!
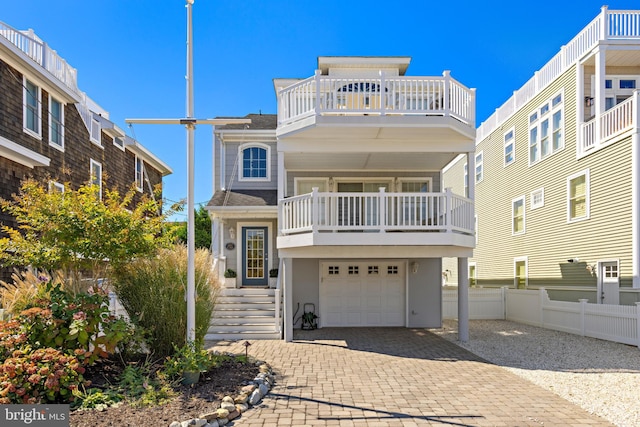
[277,151,285,201]
[457,257,469,342]
[283,258,294,342]
[211,218,220,258]
[632,92,640,288]
[594,46,606,144]
[466,151,475,201]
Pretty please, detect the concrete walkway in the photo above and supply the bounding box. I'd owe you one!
[207,328,612,426]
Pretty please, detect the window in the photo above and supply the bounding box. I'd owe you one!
[348,266,359,275]
[387,266,399,275]
[463,163,468,197]
[620,79,636,89]
[23,78,41,138]
[368,266,379,275]
[504,128,515,166]
[90,118,101,146]
[475,151,483,183]
[530,188,544,210]
[568,170,590,222]
[400,180,431,193]
[512,196,525,235]
[328,266,339,275]
[114,136,125,150]
[529,92,563,165]
[469,263,477,287]
[295,178,328,195]
[514,257,528,289]
[592,76,638,112]
[90,159,102,199]
[240,144,269,180]
[48,181,64,193]
[49,96,64,149]
[135,156,144,192]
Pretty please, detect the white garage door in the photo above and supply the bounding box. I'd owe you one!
[320,261,405,327]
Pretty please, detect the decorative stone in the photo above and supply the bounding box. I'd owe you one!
[221,395,234,404]
[248,389,263,405]
[199,412,219,422]
[170,422,181,427]
[236,403,249,413]
[227,410,240,421]
[193,419,207,427]
[181,420,195,427]
[259,383,269,395]
[215,408,230,419]
[234,393,249,404]
[205,421,219,427]
[220,400,236,412]
[259,364,270,373]
[241,384,256,393]
[217,418,229,427]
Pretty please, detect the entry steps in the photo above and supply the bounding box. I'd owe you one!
[205,287,282,341]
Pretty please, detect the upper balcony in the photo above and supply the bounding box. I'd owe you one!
[277,188,475,252]
[0,21,79,99]
[275,69,476,146]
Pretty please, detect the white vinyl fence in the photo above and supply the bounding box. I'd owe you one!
[443,287,640,348]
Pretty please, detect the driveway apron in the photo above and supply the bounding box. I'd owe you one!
[207,328,612,427]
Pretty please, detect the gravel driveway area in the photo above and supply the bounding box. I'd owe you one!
[433,319,640,427]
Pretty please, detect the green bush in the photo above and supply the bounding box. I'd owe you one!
[111,245,219,358]
[0,348,88,404]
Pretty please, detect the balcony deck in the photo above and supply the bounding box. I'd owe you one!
[580,92,637,156]
[277,189,475,253]
[276,71,475,140]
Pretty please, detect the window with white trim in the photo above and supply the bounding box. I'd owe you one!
[23,78,41,138]
[504,128,515,166]
[48,181,64,193]
[512,196,525,235]
[90,118,102,146]
[592,76,640,111]
[514,257,528,289]
[49,96,64,150]
[135,156,144,192]
[475,151,483,183]
[240,144,269,181]
[113,136,125,150]
[463,163,468,197]
[568,169,590,222]
[468,263,477,287]
[90,159,102,199]
[530,188,544,210]
[529,92,563,165]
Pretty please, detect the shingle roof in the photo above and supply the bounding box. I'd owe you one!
[215,113,277,130]
[207,189,278,207]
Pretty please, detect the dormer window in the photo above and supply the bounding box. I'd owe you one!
[240,143,270,181]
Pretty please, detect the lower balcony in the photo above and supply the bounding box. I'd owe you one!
[580,92,637,156]
[277,189,475,251]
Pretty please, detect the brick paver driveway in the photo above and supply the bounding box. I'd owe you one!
[207,328,612,426]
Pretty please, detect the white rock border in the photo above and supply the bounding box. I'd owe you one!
[169,361,274,427]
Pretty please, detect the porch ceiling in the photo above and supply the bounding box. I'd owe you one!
[582,44,640,67]
[284,151,460,170]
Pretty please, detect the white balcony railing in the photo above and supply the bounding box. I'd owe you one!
[279,188,474,236]
[278,71,475,127]
[478,8,640,142]
[580,92,636,155]
[0,21,79,94]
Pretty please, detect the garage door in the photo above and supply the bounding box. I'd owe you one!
[320,261,405,327]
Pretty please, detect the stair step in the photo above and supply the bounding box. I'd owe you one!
[216,302,275,310]
[208,323,277,332]
[205,331,281,341]
[219,288,276,296]
[213,308,275,317]
[210,316,275,326]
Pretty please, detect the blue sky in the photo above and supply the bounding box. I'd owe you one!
[3,1,638,220]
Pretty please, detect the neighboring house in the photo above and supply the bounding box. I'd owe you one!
[0,22,172,281]
[207,57,476,341]
[443,7,640,305]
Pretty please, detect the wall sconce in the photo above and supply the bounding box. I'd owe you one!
[229,227,235,239]
[411,262,419,274]
[567,257,580,263]
[584,96,594,107]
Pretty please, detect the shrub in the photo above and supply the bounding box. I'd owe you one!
[111,245,218,358]
[0,347,88,404]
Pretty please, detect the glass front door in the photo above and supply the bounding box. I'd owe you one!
[242,227,268,286]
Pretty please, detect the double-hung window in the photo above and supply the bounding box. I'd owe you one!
[49,96,64,150]
[504,128,515,166]
[512,196,525,235]
[90,118,102,146]
[135,156,144,192]
[23,78,41,138]
[568,169,590,222]
[90,159,102,199]
[529,92,563,165]
[475,152,483,183]
[240,144,270,181]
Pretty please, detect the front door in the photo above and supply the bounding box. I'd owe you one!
[242,227,268,286]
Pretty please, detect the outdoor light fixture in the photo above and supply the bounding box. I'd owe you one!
[567,258,580,263]
[411,262,419,274]
[229,227,235,239]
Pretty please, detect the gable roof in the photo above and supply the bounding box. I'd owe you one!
[207,189,278,208]
[215,113,277,130]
